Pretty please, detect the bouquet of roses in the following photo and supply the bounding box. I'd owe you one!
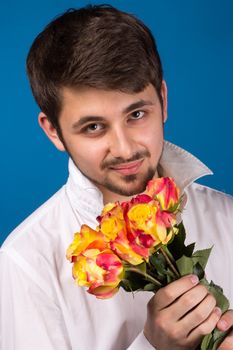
[66,177,229,349]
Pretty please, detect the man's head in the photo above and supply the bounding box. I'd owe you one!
[26,4,167,202]
[26,4,163,132]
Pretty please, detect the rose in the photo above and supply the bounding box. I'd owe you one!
[97,201,146,265]
[66,225,106,262]
[122,195,158,260]
[123,194,176,253]
[72,249,124,299]
[97,197,155,264]
[96,193,177,265]
[126,202,159,247]
[110,229,146,265]
[97,202,125,241]
[67,225,124,299]
[146,177,180,211]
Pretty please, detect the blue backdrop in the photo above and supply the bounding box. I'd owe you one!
[1,0,232,244]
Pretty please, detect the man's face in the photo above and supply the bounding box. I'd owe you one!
[42,83,167,203]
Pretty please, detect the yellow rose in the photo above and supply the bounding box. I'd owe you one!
[66,225,106,262]
[72,249,124,299]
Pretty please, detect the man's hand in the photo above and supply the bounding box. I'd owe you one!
[217,310,233,349]
[144,275,222,350]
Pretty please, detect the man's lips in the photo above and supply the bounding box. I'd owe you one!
[109,159,144,175]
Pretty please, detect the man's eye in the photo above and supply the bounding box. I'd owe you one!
[131,110,145,120]
[84,123,104,133]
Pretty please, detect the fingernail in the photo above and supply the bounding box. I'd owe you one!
[218,319,229,331]
[214,307,222,316]
[190,275,199,284]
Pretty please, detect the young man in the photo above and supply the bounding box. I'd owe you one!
[0,5,233,350]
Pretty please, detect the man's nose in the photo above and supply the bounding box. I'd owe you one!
[108,127,135,160]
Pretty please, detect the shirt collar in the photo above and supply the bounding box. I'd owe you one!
[66,141,212,218]
[158,141,213,192]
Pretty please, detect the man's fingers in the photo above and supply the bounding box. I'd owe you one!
[217,310,233,350]
[151,274,199,310]
[181,292,217,330]
[217,309,233,331]
[187,306,222,344]
[218,329,233,350]
[168,283,209,321]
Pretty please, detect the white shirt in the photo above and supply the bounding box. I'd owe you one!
[0,141,233,350]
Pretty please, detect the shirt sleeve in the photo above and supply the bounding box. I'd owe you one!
[127,331,155,349]
[0,250,72,350]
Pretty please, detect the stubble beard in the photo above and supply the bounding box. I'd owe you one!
[94,150,158,196]
[91,166,157,196]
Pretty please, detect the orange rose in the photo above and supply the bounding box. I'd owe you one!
[146,177,180,212]
[66,225,106,262]
[110,229,147,265]
[72,249,123,299]
[67,225,124,299]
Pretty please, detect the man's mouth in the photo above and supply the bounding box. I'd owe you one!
[109,159,144,175]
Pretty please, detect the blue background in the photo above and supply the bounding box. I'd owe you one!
[1,0,232,244]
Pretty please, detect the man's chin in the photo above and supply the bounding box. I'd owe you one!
[105,187,144,197]
[102,174,155,197]
[109,185,145,197]
[86,167,156,198]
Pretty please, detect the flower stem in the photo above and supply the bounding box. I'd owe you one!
[160,247,180,278]
[125,267,163,287]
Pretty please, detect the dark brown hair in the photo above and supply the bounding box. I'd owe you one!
[26,4,163,131]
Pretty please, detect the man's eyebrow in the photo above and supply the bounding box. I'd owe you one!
[71,99,155,130]
[123,99,155,114]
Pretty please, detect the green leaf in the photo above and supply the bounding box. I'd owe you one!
[143,283,157,292]
[167,274,173,283]
[200,278,229,312]
[207,281,229,312]
[193,262,205,280]
[149,252,166,275]
[121,262,148,291]
[211,328,232,350]
[120,279,134,292]
[122,270,147,291]
[134,262,147,273]
[200,278,230,350]
[201,328,232,350]
[176,255,194,276]
[184,242,195,257]
[149,251,170,279]
[168,222,186,260]
[201,333,212,350]
[175,247,212,279]
[192,248,212,270]
[200,277,209,288]
[149,250,178,282]
[120,279,144,292]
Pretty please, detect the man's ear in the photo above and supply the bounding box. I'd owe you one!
[38,112,65,151]
[161,80,168,123]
